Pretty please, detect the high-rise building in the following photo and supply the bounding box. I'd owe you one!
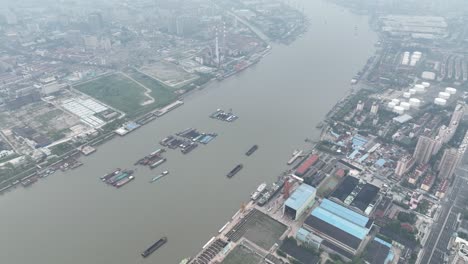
[438,148,460,179]
[88,12,103,32]
[83,35,99,49]
[370,102,379,115]
[438,125,449,143]
[450,103,465,125]
[356,100,364,112]
[413,135,435,164]
[395,155,415,177]
[432,136,443,155]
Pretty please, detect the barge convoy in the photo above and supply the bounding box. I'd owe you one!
[135,148,166,166]
[210,109,238,122]
[227,164,243,178]
[160,128,216,154]
[141,237,167,258]
[100,169,135,188]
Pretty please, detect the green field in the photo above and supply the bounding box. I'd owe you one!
[222,244,262,264]
[125,69,178,116]
[317,174,340,197]
[75,74,148,116]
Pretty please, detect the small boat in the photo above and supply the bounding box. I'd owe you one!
[179,257,191,264]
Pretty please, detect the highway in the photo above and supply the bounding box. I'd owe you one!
[419,155,468,264]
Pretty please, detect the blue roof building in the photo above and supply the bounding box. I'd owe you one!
[284,184,316,220]
[320,199,371,227]
[304,199,371,255]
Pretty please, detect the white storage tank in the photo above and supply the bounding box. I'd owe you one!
[409,98,421,108]
[400,102,411,110]
[439,92,450,99]
[393,106,405,114]
[409,89,417,95]
[445,87,457,95]
[388,102,396,108]
[403,92,411,98]
[422,82,430,88]
[434,98,447,106]
[415,84,425,93]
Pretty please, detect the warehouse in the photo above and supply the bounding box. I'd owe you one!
[283,184,316,220]
[294,154,319,177]
[304,199,372,255]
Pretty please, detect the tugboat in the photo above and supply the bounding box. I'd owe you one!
[141,237,167,258]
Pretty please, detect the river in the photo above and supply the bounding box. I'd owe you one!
[0,1,377,263]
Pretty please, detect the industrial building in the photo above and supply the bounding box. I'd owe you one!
[294,154,319,177]
[304,199,372,255]
[284,183,316,220]
[380,15,447,39]
[363,237,394,264]
[295,227,323,250]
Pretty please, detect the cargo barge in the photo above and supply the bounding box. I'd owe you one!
[135,149,166,165]
[21,177,38,187]
[100,169,121,181]
[227,164,243,178]
[150,171,169,183]
[181,142,198,154]
[115,175,135,188]
[160,136,174,147]
[287,150,303,165]
[246,145,258,156]
[141,237,167,258]
[150,158,166,169]
[108,170,134,185]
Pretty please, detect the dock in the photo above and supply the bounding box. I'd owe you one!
[287,150,304,165]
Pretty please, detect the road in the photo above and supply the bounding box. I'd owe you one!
[419,155,468,264]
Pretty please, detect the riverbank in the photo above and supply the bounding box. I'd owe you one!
[0,0,378,263]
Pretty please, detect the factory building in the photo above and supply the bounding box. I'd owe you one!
[304,199,372,255]
[294,154,319,177]
[283,183,316,220]
[363,237,394,264]
[295,227,323,251]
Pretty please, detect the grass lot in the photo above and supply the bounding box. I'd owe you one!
[317,174,340,197]
[222,245,262,264]
[75,73,148,117]
[125,69,178,113]
[36,109,63,124]
[76,72,178,118]
[243,210,287,250]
